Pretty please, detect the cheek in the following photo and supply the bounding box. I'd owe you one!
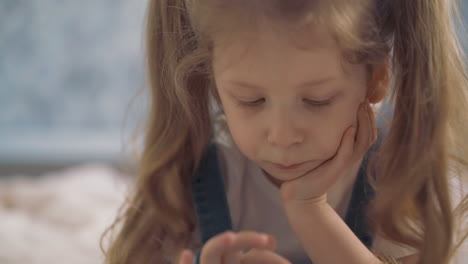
[224,113,259,154]
[312,127,343,160]
[227,120,250,144]
[312,101,359,159]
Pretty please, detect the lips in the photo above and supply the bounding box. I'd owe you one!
[272,161,308,170]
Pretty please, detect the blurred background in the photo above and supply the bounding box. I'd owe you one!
[0,1,467,264]
[0,1,147,263]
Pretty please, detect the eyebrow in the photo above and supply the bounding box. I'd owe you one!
[225,76,336,91]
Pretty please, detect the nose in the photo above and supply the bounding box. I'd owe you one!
[267,113,304,148]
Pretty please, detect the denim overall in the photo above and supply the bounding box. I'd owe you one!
[191,107,390,263]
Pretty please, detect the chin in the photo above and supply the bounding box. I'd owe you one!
[262,167,306,182]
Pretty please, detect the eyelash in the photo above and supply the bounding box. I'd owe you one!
[236,99,263,107]
[304,99,333,109]
[237,98,333,109]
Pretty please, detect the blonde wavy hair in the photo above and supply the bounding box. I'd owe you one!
[101,0,468,263]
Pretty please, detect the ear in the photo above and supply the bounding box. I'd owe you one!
[367,58,390,104]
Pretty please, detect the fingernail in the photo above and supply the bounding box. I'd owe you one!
[260,234,269,243]
[225,232,235,241]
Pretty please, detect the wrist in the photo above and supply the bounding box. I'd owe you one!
[282,194,329,218]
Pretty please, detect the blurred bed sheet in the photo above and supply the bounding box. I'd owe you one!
[0,164,131,264]
[0,163,466,264]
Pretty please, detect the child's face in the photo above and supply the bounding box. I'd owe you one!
[212,26,368,183]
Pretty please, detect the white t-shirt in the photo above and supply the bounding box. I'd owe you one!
[210,126,466,263]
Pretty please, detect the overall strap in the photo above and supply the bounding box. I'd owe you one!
[344,163,375,248]
[344,128,384,249]
[191,143,233,263]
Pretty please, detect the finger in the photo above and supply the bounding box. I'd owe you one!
[240,234,277,253]
[353,102,372,162]
[178,250,195,264]
[239,234,277,260]
[332,124,357,169]
[222,232,269,264]
[223,251,242,264]
[265,234,277,251]
[310,123,356,177]
[201,231,235,264]
[225,231,269,260]
[241,249,292,264]
[366,100,378,145]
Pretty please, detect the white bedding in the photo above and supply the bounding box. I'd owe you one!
[0,163,465,264]
[0,164,130,264]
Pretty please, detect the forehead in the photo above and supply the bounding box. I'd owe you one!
[212,25,345,83]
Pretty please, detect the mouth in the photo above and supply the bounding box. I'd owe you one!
[271,161,309,170]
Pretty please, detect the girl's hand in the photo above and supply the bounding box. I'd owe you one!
[177,231,291,264]
[280,100,377,206]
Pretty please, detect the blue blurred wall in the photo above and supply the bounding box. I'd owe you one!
[0,0,147,165]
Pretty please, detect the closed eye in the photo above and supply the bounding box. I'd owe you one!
[304,98,333,106]
[236,98,265,107]
[236,98,334,108]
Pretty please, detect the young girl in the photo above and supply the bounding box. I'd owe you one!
[102,0,468,263]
